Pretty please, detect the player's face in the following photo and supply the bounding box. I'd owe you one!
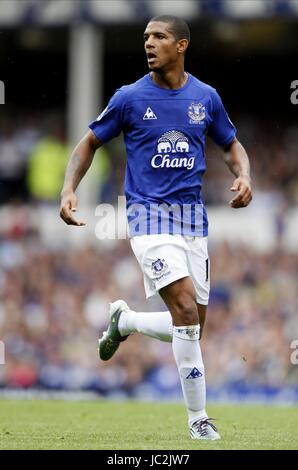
[143,21,181,71]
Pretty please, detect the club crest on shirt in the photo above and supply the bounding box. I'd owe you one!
[151,258,168,277]
[188,102,205,124]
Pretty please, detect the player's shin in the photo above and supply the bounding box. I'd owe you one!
[172,324,208,426]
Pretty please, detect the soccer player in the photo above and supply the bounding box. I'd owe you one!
[60,15,252,440]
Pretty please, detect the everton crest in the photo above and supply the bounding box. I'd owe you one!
[151,258,168,277]
[188,102,205,124]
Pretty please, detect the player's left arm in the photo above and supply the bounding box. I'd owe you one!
[222,137,252,209]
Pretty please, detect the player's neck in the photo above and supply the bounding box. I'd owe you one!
[150,69,188,90]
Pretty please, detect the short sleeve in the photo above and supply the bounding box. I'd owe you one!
[207,88,236,147]
[89,89,126,143]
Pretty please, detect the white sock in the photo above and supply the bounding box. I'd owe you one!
[118,310,172,342]
[172,324,208,426]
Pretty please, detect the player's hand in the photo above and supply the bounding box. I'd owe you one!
[229,175,252,209]
[60,190,86,226]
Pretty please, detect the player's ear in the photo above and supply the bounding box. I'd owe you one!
[177,39,189,54]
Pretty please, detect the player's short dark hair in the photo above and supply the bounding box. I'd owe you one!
[148,15,190,43]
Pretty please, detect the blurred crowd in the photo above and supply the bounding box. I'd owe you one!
[0,213,297,398]
[0,113,298,400]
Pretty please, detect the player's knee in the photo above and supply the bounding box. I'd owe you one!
[173,292,198,325]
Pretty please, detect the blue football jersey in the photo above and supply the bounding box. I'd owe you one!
[89,73,236,237]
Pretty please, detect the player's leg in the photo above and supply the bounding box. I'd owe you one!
[98,237,208,358]
[98,300,173,361]
[159,277,206,421]
[186,236,209,341]
[98,300,205,351]
[118,237,189,342]
[117,301,205,341]
[118,308,172,342]
[99,236,186,355]
[159,276,220,440]
[98,236,176,360]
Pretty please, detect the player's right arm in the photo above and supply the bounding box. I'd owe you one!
[60,87,125,225]
[60,130,102,226]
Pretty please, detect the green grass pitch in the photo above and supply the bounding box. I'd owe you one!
[0,400,297,450]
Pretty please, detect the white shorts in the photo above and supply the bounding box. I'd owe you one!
[130,234,210,305]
